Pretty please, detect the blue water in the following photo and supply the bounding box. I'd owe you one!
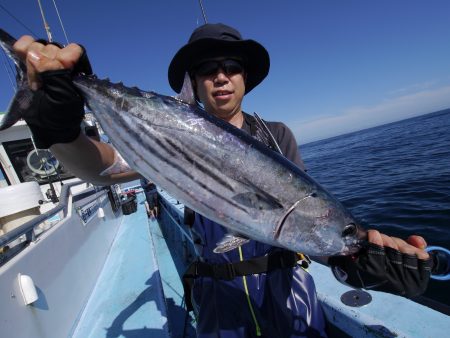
[300,108,450,306]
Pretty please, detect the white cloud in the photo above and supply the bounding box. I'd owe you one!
[292,85,450,144]
[388,80,437,96]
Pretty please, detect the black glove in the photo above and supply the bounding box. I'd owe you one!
[328,242,433,298]
[26,41,92,149]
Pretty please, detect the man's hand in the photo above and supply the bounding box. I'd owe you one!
[11,35,92,149]
[329,229,433,298]
[13,35,83,90]
[368,229,429,259]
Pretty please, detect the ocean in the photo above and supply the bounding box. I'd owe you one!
[300,108,450,307]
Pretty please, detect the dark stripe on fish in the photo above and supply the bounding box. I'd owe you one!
[126,121,249,214]
[163,137,236,193]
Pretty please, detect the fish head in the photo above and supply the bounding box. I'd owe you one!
[275,191,366,256]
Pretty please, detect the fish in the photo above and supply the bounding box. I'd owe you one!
[0,28,366,256]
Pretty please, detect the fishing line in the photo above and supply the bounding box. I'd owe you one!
[51,0,69,44]
[3,47,16,78]
[1,50,16,92]
[0,4,38,37]
[198,0,208,24]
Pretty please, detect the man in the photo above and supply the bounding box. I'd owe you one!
[13,23,431,337]
[140,177,158,219]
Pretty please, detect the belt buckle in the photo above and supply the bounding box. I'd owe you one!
[297,253,311,269]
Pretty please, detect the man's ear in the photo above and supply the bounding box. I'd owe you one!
[190,75,201,103]
[191,75,197,91]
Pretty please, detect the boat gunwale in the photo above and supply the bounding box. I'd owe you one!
[0,181,108,250]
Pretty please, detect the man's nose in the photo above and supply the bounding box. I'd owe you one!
[214,68,229,82]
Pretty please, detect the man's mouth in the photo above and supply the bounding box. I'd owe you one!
[213,90,233,98]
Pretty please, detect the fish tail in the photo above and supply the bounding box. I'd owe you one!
[0,28,33,130]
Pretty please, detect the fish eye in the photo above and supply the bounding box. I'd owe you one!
[342,223,357,237]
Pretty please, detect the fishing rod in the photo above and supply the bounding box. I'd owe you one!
[36,0,69,44]
[36,0,53,42]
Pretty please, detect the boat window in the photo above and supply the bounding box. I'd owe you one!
[0,161,10,187]
[2,139,75,185]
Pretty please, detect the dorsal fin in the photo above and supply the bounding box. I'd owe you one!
[253,112,284,155]
[176,73,196,105]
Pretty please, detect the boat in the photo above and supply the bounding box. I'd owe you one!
[0,115,449,337]
[0,2,449,336]
[0,116,124,336]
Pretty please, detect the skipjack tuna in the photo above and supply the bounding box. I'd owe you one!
[0,29,366,256]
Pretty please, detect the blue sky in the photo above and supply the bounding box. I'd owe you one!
[1,0,449,144]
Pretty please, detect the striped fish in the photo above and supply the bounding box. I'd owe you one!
[0,29,366,256]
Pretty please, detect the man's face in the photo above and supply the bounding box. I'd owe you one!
[192,58,246,120]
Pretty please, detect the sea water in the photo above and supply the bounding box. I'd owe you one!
[301,108,450,307]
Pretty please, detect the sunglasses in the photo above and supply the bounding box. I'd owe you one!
[192,59,244,77]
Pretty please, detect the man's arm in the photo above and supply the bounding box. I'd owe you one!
[51,133,141,185]
[14,35,140,186]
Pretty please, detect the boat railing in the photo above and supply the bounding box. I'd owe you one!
[0,181,109,266]
[157,190,198,271]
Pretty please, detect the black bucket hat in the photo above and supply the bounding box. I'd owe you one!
[168,23,270,94]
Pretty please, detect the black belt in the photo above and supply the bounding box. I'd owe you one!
[182,250,310,311]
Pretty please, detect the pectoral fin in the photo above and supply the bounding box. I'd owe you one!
[213,233,250,253]
[232,191,283,210]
